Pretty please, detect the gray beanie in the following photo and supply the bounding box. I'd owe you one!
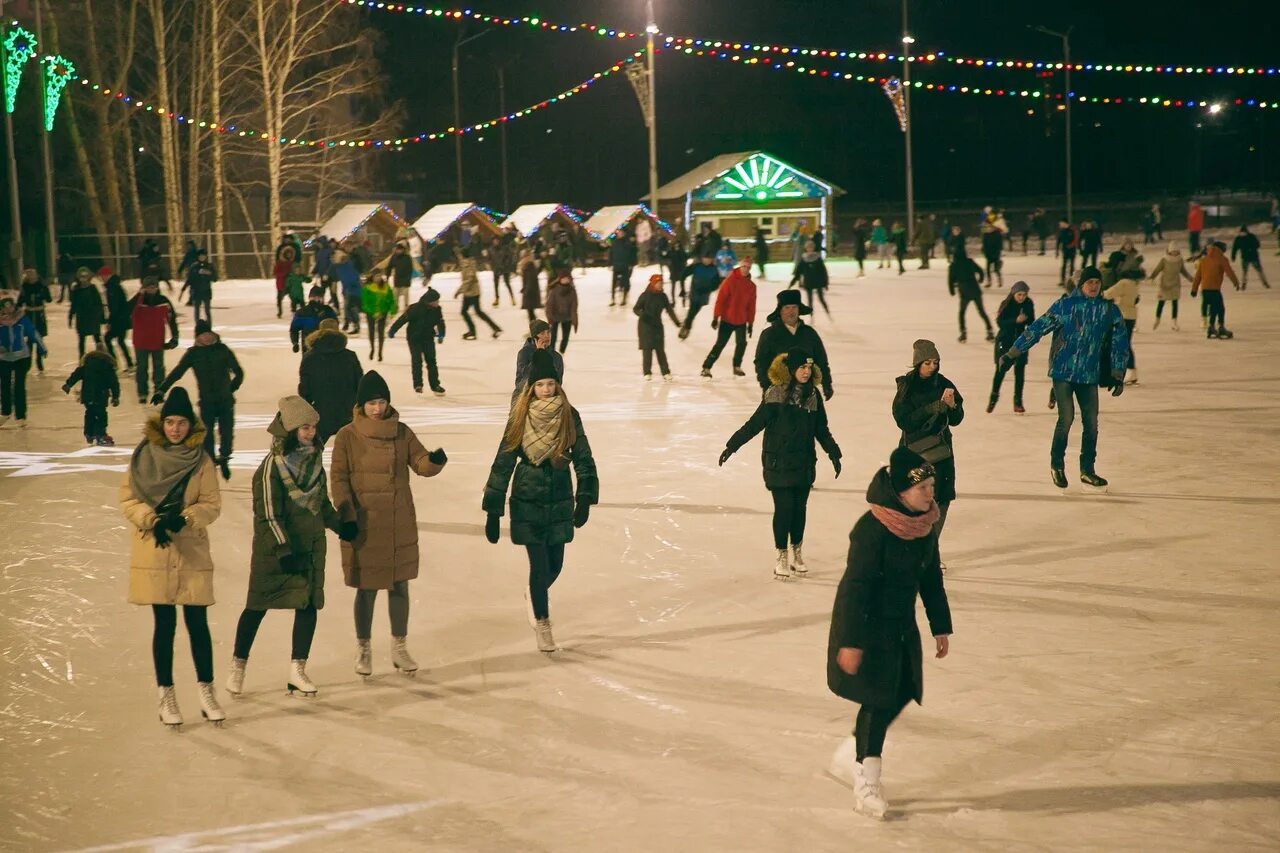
[1010,280,1030,295]
[912,338,941,367]
[277,395,320,432]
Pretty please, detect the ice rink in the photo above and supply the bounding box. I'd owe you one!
[3,236,1279,851]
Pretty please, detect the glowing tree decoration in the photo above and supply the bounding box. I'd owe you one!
[3,23,37,114]
[882,77,907,131]
[39,54,74,130]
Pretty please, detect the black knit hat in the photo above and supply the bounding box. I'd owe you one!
[785,348,815,373]
[889,446,935,493]
[529,318,550,338]
[195,319,213,337]
[160,386,197,423]
[527,349,559,385]
[1078,266,1102,284]
[309,285,325,298]
[357,370,391,405]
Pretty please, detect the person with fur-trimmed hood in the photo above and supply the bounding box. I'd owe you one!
[152,319,245,479]
[752,289,834,400]
[719,348,841,580]
[331,371,447,676]
[483,349,599,653]
[826,446,952,820]
[299,318,363,444]
[62,344,120,445]
[226,396,357,699]
[290,285,339,354]
[119,387,224,728]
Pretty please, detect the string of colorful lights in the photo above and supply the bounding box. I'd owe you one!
[73,51,644,148]
[335,1,1280,77]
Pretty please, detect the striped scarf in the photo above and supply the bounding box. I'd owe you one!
[273,442,326,515]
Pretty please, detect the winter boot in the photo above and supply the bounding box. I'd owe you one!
[1207,325,1218,339]
[534,618,559,652]
[390,636,418,674]
[288,659,318,696]
[197,682,226,725]
[355,639,373,676]
[1217,327,1234,339]
[662,374,674,382]
[158,686,183,727]
[1013,402,1026,414]
[773,548,792,581]
[431,386,447,396]
[1051,467,1068,489]
[790,542,808,577]
[986,393,998,414]
[644,374,653,382]
[827,735,859,789]
[733,366,746,377]
[226,657,247,696]
[1080,471,1109,488]
[854,758,889,819]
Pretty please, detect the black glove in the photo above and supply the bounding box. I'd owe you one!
[747,323,753,338]
[822,385,834,402]
[718,447,733,467]
[338,520,359,542]
[831,456,842,478]
[152,524,172,548]
[278,552,302,574]
[164,338,179,350]
[292,343,300,352]
[711,317,719,330]
[61,383,71,394]
[484,513,501,544]
[428,448,447,466]
[164,513,187,534]
[573,501,590,528]
[150,392,165,405]
[1111,375,1125,397]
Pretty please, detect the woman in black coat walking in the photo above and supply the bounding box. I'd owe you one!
[892,340,964,558]
[826,446,952,820]
[719,348,842,580]
[988,281,1035,413]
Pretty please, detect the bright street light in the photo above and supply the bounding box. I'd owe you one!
[1208,103,1222,114]
[902,35,915,44]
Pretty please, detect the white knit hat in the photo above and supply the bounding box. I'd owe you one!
[277,395,320,432]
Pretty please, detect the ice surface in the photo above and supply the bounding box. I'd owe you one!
[3,234,1279,851]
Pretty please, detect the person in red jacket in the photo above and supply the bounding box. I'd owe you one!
[701,257,758,378]
[1187,202,1205,255]
[130,276,180,403]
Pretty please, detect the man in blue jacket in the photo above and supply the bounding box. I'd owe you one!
[1003,266,1129,489]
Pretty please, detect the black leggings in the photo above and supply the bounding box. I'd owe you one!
[152,604,214,687]
[354,580,410,639]
[550,320,572,353]
[367,315,386,358]
[461,295,501,336]
[1124,319,1136,369]
[854,650,914,761]
[77,331,102,358]
[958,294,992,334]
[526,543,566,621]
[769,485,811,549]
[234,606,318,660]
[991,355,1027,404]
[805,288,829,314]
[104,329,133,367]
[1155,299,1178,319]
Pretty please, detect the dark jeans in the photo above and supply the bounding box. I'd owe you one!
[234,606,318,660]
[1124,319,1136,369]
[991,356,1027,405]
[919,246,931,268]
[152,604,213,687]
[343,293,361,331]
[192,296,212,326]
[526,543,566,621]
[0,357,31,419]
[854,651,914,761]
[408,337,440,390]
[1051,381,1099,470]
[1081,249,1098,269]
[493,271,514,302]
[135,349,166,398]
[984,256,1003,284]
[703,322,747,369]
[1060,249,1077,283]
[354,580,410,639]
[77,331,103,358]
[1189,231,1201,254]
[461,295,500,336]
[769,485,811,549]
[611,266,633,302]
[805,287,829,313]
[104,329,133,367]
[682,299,707,333]
[642,344,670,376]
[1155,299,1179,319]
[84,402,108,440]
[1241,258,1270,288]
[958,294,992,334]
[199,398,235,461]
[367,315,386,358]
[1203,290,1226,327]
[550,320,571,353]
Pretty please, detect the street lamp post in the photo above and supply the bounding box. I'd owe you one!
[452,27,492,200]
[902,0,915,243]
[1033,25,1074,222]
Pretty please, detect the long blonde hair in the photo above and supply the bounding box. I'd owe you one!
[503,384,577,458]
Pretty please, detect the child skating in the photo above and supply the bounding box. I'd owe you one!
[62,344,120,445]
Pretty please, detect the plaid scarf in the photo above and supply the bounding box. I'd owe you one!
[273,442,326,515]
[522,395,564,466]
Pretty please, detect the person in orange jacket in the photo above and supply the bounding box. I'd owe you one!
[1191,241,1239,339]
[701,256,758,379]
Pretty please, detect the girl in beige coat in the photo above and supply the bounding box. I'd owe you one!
[1147,242,1193,330]
[330,371,447,676]
[119,387,223,727]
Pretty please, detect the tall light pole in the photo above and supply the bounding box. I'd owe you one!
[644,0,659,215]
[902,0,915,243]
[1033,25,1074,222]
[1,8,26,283]
[452,27,492,200]
[34,0,56,274]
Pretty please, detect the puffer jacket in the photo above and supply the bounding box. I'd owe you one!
[892,370,964,504]
[361,282,397,318]
[0,310,46,362]
[330,407,445,589]
[247,423,343,610]
[544,280,579,328]
[725,354,840,490]
[119,418,221,606]
[827,466,952,707]
[1149,250,1193,301]
[68,281,105,334]
[64,349,120,406]
[1192,245,1239,292]
[1103,277,1140,321]
[1011,288,1129,384]
[482,403,599,546]
[299,328,363,440]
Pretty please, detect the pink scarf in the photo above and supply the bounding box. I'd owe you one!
[869,502,940,540]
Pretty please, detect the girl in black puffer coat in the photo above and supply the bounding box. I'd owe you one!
[988,281,1035,413]
[892,339,964,558]
[720,348,841,581]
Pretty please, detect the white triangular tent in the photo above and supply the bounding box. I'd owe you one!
[312,203,406,246]
[505,204,584,239]
[582,204,669,242]
[410,203,502,244]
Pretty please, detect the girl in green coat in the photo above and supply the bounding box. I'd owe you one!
[483,349,599,653]
[361,271,398,362]
[226,396,355,697]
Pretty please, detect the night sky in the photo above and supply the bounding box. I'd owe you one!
[366,0,1280,214]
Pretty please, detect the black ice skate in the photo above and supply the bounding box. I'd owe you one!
[986,393,998,413]
[1080,471,1109,489]
[1216,327,1234,339]
[1051,467,1068,489]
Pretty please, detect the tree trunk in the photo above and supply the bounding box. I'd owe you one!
[148,0,184,268]
[78,0,127,232]
[209,0,227,263]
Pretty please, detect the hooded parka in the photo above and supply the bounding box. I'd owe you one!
[298,326,363,440]
[827,467,952,707]
[1149,247,1194,302]
[330,407,445,589]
